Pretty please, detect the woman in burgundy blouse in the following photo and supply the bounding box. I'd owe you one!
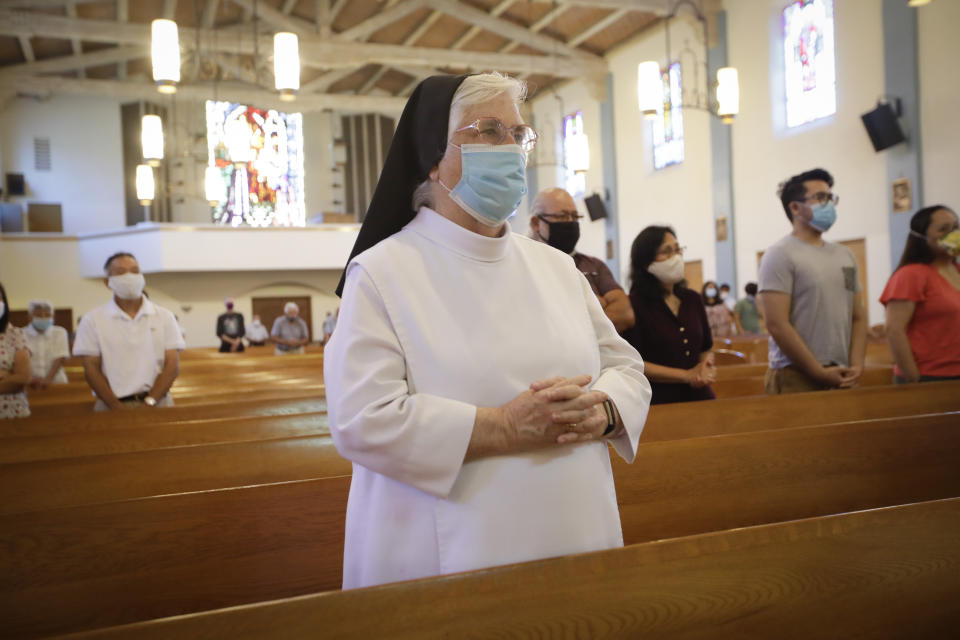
[623,226,716,404]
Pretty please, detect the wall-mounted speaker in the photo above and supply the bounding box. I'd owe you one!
[584,192,607,221]
[861,102,906,152]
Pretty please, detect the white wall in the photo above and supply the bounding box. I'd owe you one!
[726,0,890,324]
[918,0,960,209]
[1,237,343,348]
[607,16,717,289]
[303,110,336,221]
[0,94,126,233]
[522,79,608,261]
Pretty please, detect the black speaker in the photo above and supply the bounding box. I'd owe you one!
[861,102,906,152]
[4,173,25,196]
[584,192,607,221]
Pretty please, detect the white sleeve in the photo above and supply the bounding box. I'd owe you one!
[71,314,101,357]
[578,274,651,464]
[162,310,186,351]
[54,327,71,360]
[323,263,476,499]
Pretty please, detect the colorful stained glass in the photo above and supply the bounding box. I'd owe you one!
[563,111,587,197]
[783,0,837,128]
[653,62,684,170]
[205,101,306,227]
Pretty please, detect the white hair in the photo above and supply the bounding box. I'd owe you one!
[411,72,528,212]
[284,302,299,314]
[28,299,54,315]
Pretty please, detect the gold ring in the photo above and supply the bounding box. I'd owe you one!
[567,423,579,433]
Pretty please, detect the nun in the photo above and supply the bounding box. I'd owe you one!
[324,72,652,589]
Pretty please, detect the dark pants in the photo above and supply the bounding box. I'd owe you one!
[219,340,245,353]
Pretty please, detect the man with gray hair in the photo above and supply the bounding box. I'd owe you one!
[271,301,310,355]
[24,299,70,389]
[529,187,635,333]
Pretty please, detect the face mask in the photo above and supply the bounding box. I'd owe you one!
[808,202,837,232]
[647,254,685,284]
[226,303,234,311]
[439,143,527,227]
[108,273,146,300]
[541,220,580,254]
[32,317,53,332]
[719,291,728,300]
[705,287,717,298]
[939,230,960,257]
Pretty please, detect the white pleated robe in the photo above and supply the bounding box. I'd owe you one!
[324,207,652,589]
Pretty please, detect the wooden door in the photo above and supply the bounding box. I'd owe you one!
[684,260,703,293]
[252,296,313,342]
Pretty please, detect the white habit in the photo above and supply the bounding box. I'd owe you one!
[324,207,652,589]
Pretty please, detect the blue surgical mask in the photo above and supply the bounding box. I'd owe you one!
[809,202,837,232]
[440,143,527,227]
[32,317,53,332]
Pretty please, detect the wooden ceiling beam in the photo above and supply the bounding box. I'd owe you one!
[567,7,628,47]
[229,0,314,37]
[425,0,596,61]
[0,45,146,78]
[163,0,177,20]
[282,0,298,13]
[0,9,607,76]
[4,75,408,114]
[17,35,34,63]
[402,9,442,46]
[64,3,84,78]
[529,5,567,33]
[300,66,357,93]
[334,0,430,42]
[117,0,128,79]
[201,0,219,28]
[358,66,388,94]
[0,0,103,7]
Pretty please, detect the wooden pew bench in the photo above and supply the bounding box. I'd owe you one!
[1,396,327,438]
[67,497,960,640]
[642,379,960,441]
[2,411,958,636]
[711,365,893,398]
[0,412,330,465]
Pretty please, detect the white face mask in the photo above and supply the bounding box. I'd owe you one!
[647,254,685,284]
[108,273,146,300]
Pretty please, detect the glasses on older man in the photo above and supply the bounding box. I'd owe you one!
[537,210,583,223]
[455,117,539,152]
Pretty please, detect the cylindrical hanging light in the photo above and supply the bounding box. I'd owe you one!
[205,165,226,205]
[141,114,164,167]
[637,61,663,119]
[716,67,740,125]
[136,164,155,205]
[151,19,180,94]
[274,32,300,102]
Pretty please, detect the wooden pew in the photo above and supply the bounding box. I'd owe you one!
[0,412,330,464]
[711,365,893,398]
[2,412,958,636]
[0,396,328,437]
[67,497,960,640]
[643,379,960,441]
[0,434,350,516]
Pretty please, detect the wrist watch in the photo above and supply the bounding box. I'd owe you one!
[143,396,158,407]
[601,399,617,436]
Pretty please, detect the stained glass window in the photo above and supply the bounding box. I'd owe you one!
[783,0,837,128]
[563,111,587,197]
[205,101,306,227]
[653,62,684,170]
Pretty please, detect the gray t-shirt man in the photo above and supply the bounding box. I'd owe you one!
[758,234,861,369]
[271,315,310,352]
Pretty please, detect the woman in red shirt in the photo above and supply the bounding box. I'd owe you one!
[880,205,960,383]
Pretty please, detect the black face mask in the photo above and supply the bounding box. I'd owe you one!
[542,220,580,254]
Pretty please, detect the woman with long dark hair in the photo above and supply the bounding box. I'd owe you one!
[623,226,716,404]
[880,205,960,383]
[0,282,32,418]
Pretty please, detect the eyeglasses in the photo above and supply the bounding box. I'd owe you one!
[537,211,583,223]
[802,192,840,206]
[655,245,686,259]
[455,117,539,152]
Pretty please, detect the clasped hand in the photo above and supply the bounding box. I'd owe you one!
[500,374,609,447]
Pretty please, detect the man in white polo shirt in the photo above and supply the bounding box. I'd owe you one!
[73,252,185,411]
